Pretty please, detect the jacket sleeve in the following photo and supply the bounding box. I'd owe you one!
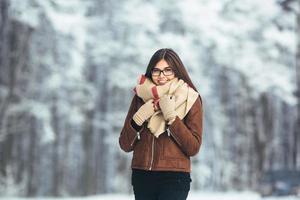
[167,96,203,157]
[119,94,141,152]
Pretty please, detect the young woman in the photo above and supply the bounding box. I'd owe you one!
[119,48,203,200]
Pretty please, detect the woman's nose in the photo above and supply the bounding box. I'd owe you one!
[159,71,165,77]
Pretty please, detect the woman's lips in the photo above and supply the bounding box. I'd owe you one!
[158,80,167,85]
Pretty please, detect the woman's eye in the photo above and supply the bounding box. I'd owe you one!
[165,68,172,72]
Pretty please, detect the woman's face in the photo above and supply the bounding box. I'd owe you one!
[151,59,176,86]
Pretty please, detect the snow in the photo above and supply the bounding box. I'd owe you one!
[263,28,296,53]
[0,191,299,200]
[179,0,297,105]
[10,0,40,28]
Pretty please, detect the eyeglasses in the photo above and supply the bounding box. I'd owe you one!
[151,67,174,77]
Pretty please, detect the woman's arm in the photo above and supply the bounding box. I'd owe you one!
[119,95,142,152]
[167,96,203,157]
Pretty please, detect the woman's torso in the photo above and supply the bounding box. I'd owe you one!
[130,95,202,172]
[131,124,192,172]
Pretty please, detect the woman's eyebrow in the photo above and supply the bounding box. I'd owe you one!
[153,66,171,69]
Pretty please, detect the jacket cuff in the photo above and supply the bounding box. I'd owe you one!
[131,119,143,132]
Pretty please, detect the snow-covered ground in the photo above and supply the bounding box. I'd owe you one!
[1,191,299,200]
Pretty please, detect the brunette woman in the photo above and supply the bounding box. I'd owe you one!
[119,48,203,200]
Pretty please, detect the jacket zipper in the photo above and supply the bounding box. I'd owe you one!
[130,132,140,147]
[149,136,155,170]
[130,125,144,147]
[167,128,182,147]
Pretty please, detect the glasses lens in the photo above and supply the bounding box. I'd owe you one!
[163,68,173,76]
[152,69,161,76]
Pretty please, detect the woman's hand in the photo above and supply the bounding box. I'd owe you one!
[132,99,155,126]
[159,95,177,124]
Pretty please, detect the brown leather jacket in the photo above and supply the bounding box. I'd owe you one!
[119,94,203,172]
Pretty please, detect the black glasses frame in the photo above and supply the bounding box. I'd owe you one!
[151,67,174,76]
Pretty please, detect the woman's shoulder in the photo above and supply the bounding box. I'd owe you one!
[185,95,203,120]
[192,94,203,109]
[133,94,144,102]
[129,94,144,107]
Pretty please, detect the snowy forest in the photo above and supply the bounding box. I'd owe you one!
[0,0,299,197]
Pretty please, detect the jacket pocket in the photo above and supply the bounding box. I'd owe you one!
[132,140,145,166]
[163,135,187,160]
[132,129,148,167]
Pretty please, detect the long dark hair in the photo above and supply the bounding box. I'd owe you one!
[145,48,199,93]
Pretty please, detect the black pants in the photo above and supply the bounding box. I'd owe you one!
[132,169,191,200]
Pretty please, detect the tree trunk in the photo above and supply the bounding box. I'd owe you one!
[81,109,95,195]
[27,116,37,196]
[294,4,300,169]
[51,96,62,196]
